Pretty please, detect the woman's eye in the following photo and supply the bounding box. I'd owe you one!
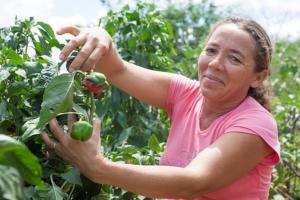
[205,48,216,55]
[229,56,241,64]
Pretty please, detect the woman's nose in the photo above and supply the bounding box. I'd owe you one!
[208,55,225,70]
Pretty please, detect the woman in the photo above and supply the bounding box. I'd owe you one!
[42,17,280,199]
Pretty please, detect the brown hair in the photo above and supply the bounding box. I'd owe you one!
[206,17,273,112]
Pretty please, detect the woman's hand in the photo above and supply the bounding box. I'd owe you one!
[57,26,116,72]
[41,115,105,181]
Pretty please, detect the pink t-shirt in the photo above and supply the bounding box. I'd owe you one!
[160,75,280,200]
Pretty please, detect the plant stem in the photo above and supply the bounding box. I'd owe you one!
[89,92,95,124]
[67,184,76,200]
[57,59,66,74]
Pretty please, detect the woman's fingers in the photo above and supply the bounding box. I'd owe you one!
[60,33,87,61]
[68,38,96,71]
[67,114,77,133]
[56,26,81,36]
[57,26,81,61]
[82,46,105,71]
[92,119,101,140]
[41,132,57,150]
[56,26,113,73]
[49,118,65,142]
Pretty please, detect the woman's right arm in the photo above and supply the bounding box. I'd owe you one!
[58,26,175,109]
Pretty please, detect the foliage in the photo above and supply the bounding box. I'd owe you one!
[0,3,178,199]
[269,40,300,199]
[162,0,221,78]
[0,1,299,199]
[0,135,42,199]
[99,3,175,148]
[0,17,60,199]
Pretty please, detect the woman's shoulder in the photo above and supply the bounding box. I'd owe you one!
[233,96,274,118]
[171,74,200,91]
[166,75,202,118]
[221,96,278,139]
[168,75,202,102]
[222,96,280,165]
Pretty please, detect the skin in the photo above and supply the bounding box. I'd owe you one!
[198,23,268,129]
[42,23,273,199]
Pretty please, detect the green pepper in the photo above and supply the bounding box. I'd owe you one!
[71,121,93,141]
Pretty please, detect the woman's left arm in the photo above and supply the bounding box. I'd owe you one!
[42,119,273,199]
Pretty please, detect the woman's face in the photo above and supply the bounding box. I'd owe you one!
[198,23,264,102]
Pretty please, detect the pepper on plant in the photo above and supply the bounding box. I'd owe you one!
[83,72,108,96]
[71,121,93,141]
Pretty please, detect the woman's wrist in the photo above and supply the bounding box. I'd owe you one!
[95,44,125,79]
[82,155,111,184]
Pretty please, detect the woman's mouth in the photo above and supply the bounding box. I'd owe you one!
[203,74,225,85]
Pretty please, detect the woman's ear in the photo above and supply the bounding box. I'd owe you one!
[250,69,268,88]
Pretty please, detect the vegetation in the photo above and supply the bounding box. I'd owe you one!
[0,1,299,199]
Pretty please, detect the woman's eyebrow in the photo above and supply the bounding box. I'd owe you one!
[206,42,219,47]
[207,42,245,59]
[229,49,245,59]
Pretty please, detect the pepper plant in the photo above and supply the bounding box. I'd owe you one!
[0,4,169,199]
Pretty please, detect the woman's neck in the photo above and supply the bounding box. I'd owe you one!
[200,95,247,129]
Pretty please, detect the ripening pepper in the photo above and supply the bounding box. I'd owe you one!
[83,72,108,95]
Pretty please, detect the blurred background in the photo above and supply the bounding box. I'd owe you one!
[1,0,300,41]
[0,0,299,199]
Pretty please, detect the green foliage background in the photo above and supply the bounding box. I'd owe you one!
[0,1,299,199]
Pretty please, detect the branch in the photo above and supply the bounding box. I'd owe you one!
[276,187,294,200]
[283,160,300,178]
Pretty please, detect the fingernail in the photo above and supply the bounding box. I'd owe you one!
[59,53,66,60]
[56,28,62,34]
[69,66,75,72]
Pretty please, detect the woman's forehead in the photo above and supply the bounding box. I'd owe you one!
[207,23,256,57]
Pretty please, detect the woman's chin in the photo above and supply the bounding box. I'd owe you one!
[201,84,223,94]
[201,88,223,100]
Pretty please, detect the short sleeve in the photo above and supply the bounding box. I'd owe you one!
[165,75,201,119]
[225,110,280,166]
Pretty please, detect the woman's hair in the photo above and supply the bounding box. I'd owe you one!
[206,17,273,112]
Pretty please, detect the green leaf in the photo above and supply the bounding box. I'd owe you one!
[24,185,49,200]
[140,30,151,41]
[117,127,133,145]
[49,38,63,49]
[32,40,44,56]
[72,104,89,121]
[23,61,43,74]
[47,182,67,200]
[127,37,137,48]
[148,135,161,153]
[0,165,24,200]
[122,192,134,200]
[117,111,127,128]
[3,48,24,65]
[0,70,10,82]
[38,28,51,41]
[15,69,26,78]
[61,167,82,186]
[0,134,42,185]
[80,174,101,196]
[105,21,116,35]
[0,102,8,121]
[38,36,50,56]
[37,21,55,38]
[37,73,75,128]
[7,81,28,96]
[21,118,41,142]
[95,99,108,120]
